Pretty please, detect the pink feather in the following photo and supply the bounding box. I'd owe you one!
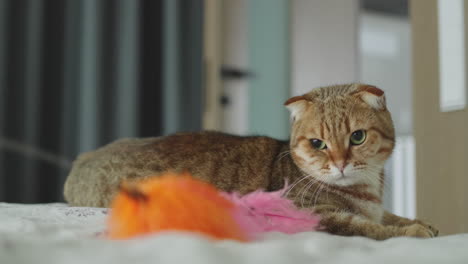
[222,186,320,238]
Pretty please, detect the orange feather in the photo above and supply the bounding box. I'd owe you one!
[107,172,248,241]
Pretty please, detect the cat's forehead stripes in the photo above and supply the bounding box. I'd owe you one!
[319,121,325,139]
[334,115,352,136]
[344,116,351,134]
[305,83,357,101]
[316,104,354,140]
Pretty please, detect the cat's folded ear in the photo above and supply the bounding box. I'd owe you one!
[354,84,387,110]
[284,96,308,119]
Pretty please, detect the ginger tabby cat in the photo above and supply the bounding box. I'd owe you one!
[64,83,438,240]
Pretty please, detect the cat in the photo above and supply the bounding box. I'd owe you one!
[63,83,438,240]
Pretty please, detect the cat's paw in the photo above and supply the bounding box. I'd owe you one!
[413,220,439,237]
[403,224,436,238]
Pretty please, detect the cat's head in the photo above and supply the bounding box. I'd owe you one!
[285,83,395,187]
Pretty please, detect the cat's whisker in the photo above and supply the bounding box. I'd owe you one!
[295,176,314,206]
[361,165,391,191]
[276,150,291,162]
[317,175,330,202]
[325,182,331,203]
[311,180,325,207]
[314,184,327,207]
[285,173,315,198]
[307,174,326,207]
[359,171,380,186]
[294,171,322,207]
[300,177,318,208]
[355,169,392,201]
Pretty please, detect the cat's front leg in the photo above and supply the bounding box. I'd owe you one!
[315,206,435,240]
[382,210,439,237]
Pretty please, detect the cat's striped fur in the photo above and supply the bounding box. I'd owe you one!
[63,83,438,240]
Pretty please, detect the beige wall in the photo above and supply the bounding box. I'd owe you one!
[412,0,468,235]
[291,0,359,95]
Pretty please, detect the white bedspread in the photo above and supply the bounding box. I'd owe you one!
[0,203,467,264]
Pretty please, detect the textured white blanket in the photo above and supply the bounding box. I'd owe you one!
[0,203,467,264]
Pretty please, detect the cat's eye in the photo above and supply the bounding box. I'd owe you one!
[350,130,366,145]
[310,139,327,150]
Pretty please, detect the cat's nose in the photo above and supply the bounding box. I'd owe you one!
[329,149,349,173]
[335,160,347,173]
[338,166,345,173]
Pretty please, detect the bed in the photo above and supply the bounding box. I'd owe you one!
[1,203,467,264]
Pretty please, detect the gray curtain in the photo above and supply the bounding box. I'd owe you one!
[0,0,204,203]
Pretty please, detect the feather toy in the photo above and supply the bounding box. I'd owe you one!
[107,172,320,242]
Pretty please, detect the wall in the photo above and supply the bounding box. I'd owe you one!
[291,0,359,96]
[412,0,468,234]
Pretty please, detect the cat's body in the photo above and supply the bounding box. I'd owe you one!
[64,83,438,240]
[64,132,297,207]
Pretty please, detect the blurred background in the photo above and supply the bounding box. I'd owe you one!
[0,0,465,234]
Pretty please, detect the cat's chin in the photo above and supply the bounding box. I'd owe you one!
[331,176,359,186]
[324,173,363,186]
